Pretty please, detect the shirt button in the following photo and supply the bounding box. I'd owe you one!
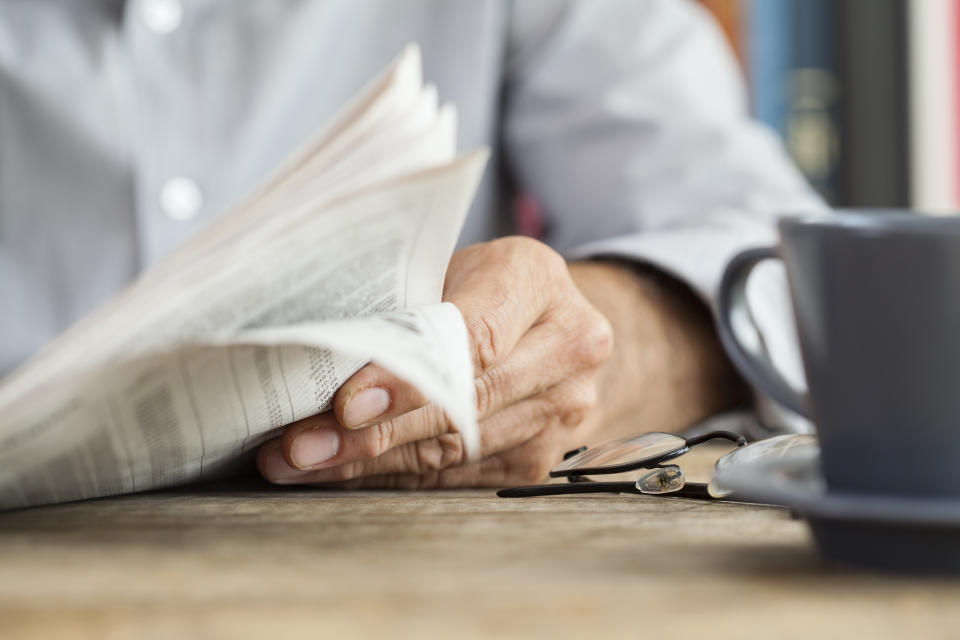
[159,177,203,221]
[141,0,183,34]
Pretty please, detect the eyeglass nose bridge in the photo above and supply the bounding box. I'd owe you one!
[636,464,685,494]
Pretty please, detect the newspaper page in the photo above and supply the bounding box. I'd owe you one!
[0,303,476,510]
[0,46,486,510]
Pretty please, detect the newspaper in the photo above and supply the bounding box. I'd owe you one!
[0,45,485,510]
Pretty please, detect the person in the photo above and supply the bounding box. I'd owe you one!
[0,0,820,489]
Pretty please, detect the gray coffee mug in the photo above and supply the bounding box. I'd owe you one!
[716,211,960,497]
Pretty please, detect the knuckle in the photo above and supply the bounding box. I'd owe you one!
[538,394,567,430]
[359,421,394,459]
[495,235,562,268]
[552,380,597,427]
[473,368,504,417]
[561,407,588,428]
[590,313,615,362]
[414,440,440,472]
[473,373,495,417]
[413,434,465,472]
[437,433,466,467]
[493,235,568,289]
[489,235,546,258]
[540,247,569,280]
[572,312,614,368]
[467,310,506,372]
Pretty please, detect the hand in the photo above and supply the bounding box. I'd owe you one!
[257,236,616,488]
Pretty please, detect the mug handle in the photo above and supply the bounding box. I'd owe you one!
[715,247,812,418]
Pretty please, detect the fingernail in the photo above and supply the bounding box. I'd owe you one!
[290,428,341,468]
[342,387,390,428]
[263,446,307,483]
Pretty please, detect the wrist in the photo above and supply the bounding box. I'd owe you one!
[568,259,749,439]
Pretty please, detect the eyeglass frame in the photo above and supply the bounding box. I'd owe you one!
[496,430,747,500]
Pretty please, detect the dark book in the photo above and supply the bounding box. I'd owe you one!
[835,0,910,208]
[743,0,842,204]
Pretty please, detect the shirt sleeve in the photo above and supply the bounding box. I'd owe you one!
[503,0,824,435]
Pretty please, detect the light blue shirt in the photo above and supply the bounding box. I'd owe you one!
[0,0,822,432]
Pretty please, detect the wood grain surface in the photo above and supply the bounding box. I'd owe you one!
[1,447,958,639]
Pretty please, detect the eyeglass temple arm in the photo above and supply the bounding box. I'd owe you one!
[496,482,716,500]
[497,481,639,498]
[684,430,747,447]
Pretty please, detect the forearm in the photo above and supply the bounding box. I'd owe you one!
[568,260,750,441]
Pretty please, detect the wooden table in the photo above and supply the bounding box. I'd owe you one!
[1,447,959,639]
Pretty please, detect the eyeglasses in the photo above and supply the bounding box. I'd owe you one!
[497,430,747,500]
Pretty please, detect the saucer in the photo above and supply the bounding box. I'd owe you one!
[714,435,960,573]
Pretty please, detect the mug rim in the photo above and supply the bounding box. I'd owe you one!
[780,210,960,236]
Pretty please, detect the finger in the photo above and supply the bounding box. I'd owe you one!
[331,284,545,430]
[316,438,558,489]
[258,438,303,483]
[332,240,574,430]
[260,403,450,476]
[472,320,583,418]
[262,425,467,485]
[335,312,584,437]
[323,455,509,489]
[269,378,594,484]
[333,363,429,429]
[272,319,576,474]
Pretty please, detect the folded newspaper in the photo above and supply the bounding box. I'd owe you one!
[0,45,485,510]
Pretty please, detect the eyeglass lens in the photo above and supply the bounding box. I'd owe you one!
[551,432,688,475]
[707,433,818,498]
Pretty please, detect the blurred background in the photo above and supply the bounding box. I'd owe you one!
[697,0,958,214]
